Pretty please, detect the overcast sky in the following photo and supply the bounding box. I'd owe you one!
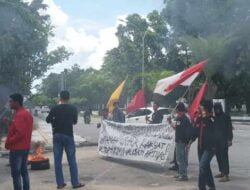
[27,0,164,90]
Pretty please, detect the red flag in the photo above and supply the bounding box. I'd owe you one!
[188,80,208,119]
[164,60,208,93]
[127,89,146,113]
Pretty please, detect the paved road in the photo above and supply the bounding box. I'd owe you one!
[74,116,100,144]
[39,112,101,144]
[1,113,249,190]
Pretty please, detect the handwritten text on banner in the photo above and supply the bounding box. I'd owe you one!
[98,120,174,165]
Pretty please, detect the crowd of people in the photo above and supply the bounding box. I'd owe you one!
[167,100,233,190]
[2,91,233,190]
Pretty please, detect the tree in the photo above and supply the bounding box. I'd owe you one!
[31,94,55,106]
[162,0,250,112]
[102,12,179,99]
[0,0,71,94]
[39,73,61,99]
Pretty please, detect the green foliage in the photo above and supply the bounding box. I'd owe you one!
[102,12,185,98]
[162,0,250,110]
[0,108,12,139]
[31,94,55,106]
[142,70,174,92]
[0,0,71,94]
[36,11,189,108]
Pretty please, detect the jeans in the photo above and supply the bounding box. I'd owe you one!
[216,141,229,175]
[176,142,188,178]
[173,147,178,168]
[9,149,30,190]
[53,133,80,186]
[198,149,215,190]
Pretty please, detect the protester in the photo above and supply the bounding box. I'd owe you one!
[4,93,33,190]
[147,102,163,124]
[83,107,92,124]
[169,98,190,171]
[168,148,178,171]
[168,102,192,181]
[191,100,216,190]
[97,108,109,128]
[46,90,84,189]
[112,101,125,123]
[214,102,233,182]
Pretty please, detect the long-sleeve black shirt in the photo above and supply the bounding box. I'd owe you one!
[46,104,78,137]
[151,111,163,124]
[214,113,233,142]
[112,108,125,123]
[175,114,192,143]
[193,115,216,150]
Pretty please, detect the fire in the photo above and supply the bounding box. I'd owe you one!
[28,144,48,162]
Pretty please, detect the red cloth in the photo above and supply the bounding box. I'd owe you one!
[5,107,33,150]
[127,89,146,113]
[188,81,208,119]
[165,60,208,92]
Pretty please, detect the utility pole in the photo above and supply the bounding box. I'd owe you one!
[60,72,64,91]
[60,69,68,91]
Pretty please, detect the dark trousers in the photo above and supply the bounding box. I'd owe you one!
[216,141,229,175]
[198,149,215,190]
[173,147,178,167]
[9,149,30,190]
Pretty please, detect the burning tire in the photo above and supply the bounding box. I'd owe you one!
[30,159,50,170]
[28,143,50,170]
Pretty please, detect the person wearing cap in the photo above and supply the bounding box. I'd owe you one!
[168,102,192,181]
[213,102,233,182]
[112,101,125,123]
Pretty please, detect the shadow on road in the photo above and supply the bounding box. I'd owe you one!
[101,156,167,174]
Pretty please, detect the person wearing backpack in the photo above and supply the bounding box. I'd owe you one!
[168,102,193,181]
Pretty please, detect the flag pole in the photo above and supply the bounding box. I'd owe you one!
[169,85,191,118]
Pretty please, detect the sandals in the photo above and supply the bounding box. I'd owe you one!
[57,183,67,189]
[73,183,85,189]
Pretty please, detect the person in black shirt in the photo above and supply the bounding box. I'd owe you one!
[191,100,216,190]
[214,102,233,182]
[168,102,192,181]
[112,101,125,123]
[46,90,84,189]
[147,102,163,124]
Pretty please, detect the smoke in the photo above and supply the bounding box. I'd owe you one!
[0,84,17,114]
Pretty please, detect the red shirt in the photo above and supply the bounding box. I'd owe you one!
[5,107,33,150]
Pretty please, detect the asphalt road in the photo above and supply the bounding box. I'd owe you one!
[39,112,101,144]
[73,116,100,144]
[37,113,250,190]
[1,112,249,190]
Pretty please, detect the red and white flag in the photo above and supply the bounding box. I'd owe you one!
[127,89,146,113]
[188,80,208,119]
[154,60,208,96]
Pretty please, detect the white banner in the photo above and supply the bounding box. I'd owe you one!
[98,120,174,165]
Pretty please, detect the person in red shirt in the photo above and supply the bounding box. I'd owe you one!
[4,93,33,190]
